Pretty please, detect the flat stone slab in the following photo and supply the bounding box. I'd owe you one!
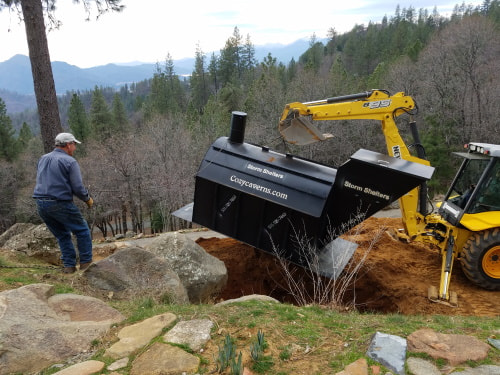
[407,328,490,366]
[367,331,406,375]
[164,319,214,351]
[406,357,441,375]
[130,342,200,375]
[105,312,176,359]
[52,360,105,375]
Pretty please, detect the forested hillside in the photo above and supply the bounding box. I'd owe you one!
[0,2,499,236]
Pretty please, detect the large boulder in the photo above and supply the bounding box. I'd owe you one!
[145,232,228,303]
[2,223,60,264]
[0,222,35,247]
[84,246,189,304]
[0,283,124,375]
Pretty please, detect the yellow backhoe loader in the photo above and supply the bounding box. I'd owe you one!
[278,89,500,304]
[174,90,499,305]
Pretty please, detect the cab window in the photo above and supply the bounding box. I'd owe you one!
[470,161,500,213]
[447,157,489,209]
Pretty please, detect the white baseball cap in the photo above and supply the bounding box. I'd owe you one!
[55,133,81,146]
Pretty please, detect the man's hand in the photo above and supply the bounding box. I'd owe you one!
[85,197,94,209]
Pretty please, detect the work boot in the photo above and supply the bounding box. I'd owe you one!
[62,266,76,274]
[79,262,92,271]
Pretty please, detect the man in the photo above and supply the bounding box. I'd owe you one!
[33,132,94,273]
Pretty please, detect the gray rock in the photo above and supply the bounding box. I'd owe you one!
[0,284,124,375]
[488,338,500,350]
[216,294,280,305]
[3,223,61,264]
[164,319,214,351]
[450,365,500,375]
[367,331,407,375]
[0,222,35,247]
[406,357,441,375]
[84,246,189,304]
[146,232,227,303]
[107,357,129,371]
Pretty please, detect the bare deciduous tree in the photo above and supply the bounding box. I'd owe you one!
[416,16,500,145]
[143,114,201,232]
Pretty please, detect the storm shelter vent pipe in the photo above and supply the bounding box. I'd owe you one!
[229,111,247,144]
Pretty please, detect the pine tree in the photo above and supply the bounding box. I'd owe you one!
[89,86,113,139]
[208,53,219,95]
[145,55,185,118]
[287,58,297,83]
[148,62,169,116]
[245,54,286,144]
[218,27,243,86]
[164,54,185,112]
[112,93,128,133]
[190,44,209,113]
[0,98,19,161]
[300,33,325,72]
[17,122,33,148]
[240,34,257,86]
[68,93,90,142]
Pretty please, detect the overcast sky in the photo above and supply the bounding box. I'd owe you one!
[0,0,482,68]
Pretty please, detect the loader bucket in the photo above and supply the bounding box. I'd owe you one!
[174,112,434,279]
[279,116,334,145]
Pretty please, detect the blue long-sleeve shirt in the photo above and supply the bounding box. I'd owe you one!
[33,148,90,202]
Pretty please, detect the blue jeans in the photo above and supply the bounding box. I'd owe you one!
[36,200,92,267]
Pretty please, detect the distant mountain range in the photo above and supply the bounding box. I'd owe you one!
[0,38,316,113]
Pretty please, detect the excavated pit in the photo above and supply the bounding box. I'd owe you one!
[196,216,499,316]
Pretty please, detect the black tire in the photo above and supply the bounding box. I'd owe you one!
[460,228,500,290]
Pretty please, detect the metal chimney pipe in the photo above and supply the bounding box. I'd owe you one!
[229,111,247,144]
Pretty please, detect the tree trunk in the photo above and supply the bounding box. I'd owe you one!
[121,200,128,233]
[106,216,115,236]
[21,0,63,153]
[95,219,107,238]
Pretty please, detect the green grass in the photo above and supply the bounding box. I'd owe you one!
[53,284,75,294]
[23,295,500,374]
[109,298,498,372]
[1,260,498,374]
[3,275,38,285]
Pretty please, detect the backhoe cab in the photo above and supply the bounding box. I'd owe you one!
[438,143,500,294]
[442,143,500,224]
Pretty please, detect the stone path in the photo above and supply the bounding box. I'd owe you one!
[47,295,499,375]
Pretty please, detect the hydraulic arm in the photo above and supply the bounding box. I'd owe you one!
[279,90,432,238]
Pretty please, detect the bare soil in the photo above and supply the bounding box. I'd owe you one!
[197,217,499,316]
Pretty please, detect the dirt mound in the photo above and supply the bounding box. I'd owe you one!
[197,217,499,316]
